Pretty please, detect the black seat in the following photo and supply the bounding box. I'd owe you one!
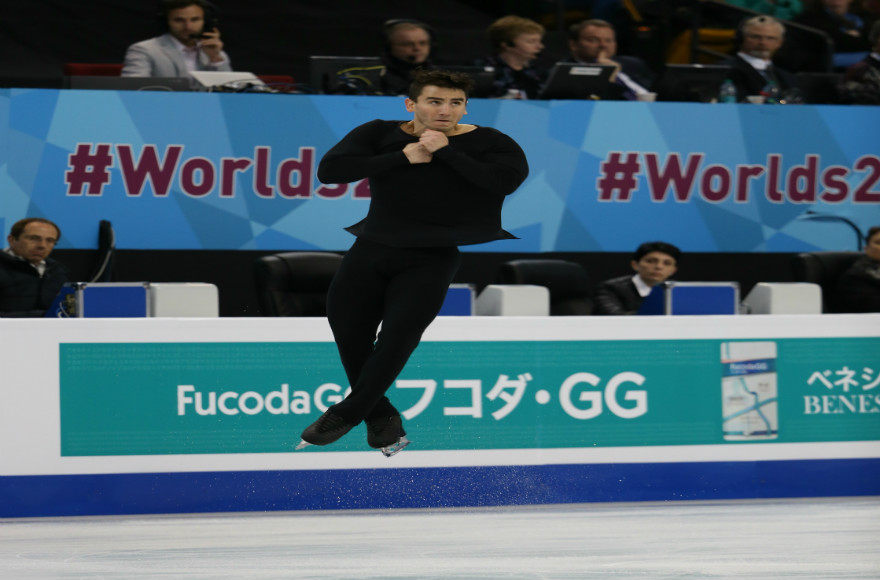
[791,251,862,313]
[795,72,844,104]
[253,252,344,316]
[496,259,592,315]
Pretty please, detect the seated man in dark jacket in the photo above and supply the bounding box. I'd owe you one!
[834,225,880,313]
[564,18,655,100]
[728,15,799,101]
[379,19,436,96]
[593,241,681,315]
[1,218,69,317]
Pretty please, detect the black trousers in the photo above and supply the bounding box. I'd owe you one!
[326,238,461,424]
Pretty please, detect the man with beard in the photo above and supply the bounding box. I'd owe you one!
[122,0,232,77]
[727,15,799,100]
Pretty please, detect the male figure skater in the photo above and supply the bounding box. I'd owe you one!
[298,69,529,455]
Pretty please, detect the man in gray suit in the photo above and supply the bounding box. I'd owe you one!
[122,0,232,77]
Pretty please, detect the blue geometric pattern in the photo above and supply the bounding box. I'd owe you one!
[1,88,878,251]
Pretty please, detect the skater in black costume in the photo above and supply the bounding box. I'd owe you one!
[298,69,529,455]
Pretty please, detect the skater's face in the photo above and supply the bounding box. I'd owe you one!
[631,251,677,287]
[405,86,468,134]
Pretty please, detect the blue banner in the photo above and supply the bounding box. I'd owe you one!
[1,88,878,251]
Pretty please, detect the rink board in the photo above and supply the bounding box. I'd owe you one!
[1,316,879,517]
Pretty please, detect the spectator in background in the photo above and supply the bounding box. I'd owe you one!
[724,0,804,20]
[728,15,799,101]
[564,18,655,100]
[592,241,681,315]
[122,0,231,78]
[835,226,880,312]
[839,19,880,102]
[480,15,548,99]
[794,0,871,68]
[1,218,69,318]
[379,19,436,96]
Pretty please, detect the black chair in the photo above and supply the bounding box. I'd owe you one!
[496,259,592,315]
[791,251,862,313]
[795,72,843,104]
[253,252,344,316]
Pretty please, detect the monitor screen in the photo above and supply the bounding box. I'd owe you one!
[308,56,384,94]
[65,76,192,92]
[653,64,733,102]
[537,63,616,100]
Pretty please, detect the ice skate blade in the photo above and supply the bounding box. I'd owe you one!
[380,436,410,457]
[295,439,312,450]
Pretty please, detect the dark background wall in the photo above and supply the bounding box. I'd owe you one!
[1,0,582,88]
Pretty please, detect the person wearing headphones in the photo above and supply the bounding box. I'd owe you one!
[1,218,69,318]
[727,15,799,101]
[380,19,436,96]
[122,0,232,77]
[479,15,548,99]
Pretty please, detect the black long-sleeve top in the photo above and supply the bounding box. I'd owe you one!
[317,119,529,248]
[0,252,69,317]
[835,256,880,313]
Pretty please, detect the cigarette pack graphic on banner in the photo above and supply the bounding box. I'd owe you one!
[721,341,779,441]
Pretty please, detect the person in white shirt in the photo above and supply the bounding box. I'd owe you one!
[727,15,799,101]
[122,0,232,78]
[592,242,681,315]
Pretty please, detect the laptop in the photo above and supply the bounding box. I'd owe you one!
[188,70,265,91]
[66,76,192,92]
[538,63,616,100]
[308,56,384,94]
[652,64,733,102]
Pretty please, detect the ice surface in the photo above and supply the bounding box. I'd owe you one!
[2,497,878,579]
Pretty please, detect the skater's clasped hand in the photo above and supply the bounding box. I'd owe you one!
[403,142,432,164]
[418,129,448,153]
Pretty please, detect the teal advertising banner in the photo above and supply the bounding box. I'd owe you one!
[59,337,880,456]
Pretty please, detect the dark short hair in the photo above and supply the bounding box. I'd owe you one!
[633,241,681,263]
[408,69,474,100]
[383,19,434,44]
[567,19,614,42]
[867,225,880,245]
[9,217,61,241]
[159,0,212,18]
